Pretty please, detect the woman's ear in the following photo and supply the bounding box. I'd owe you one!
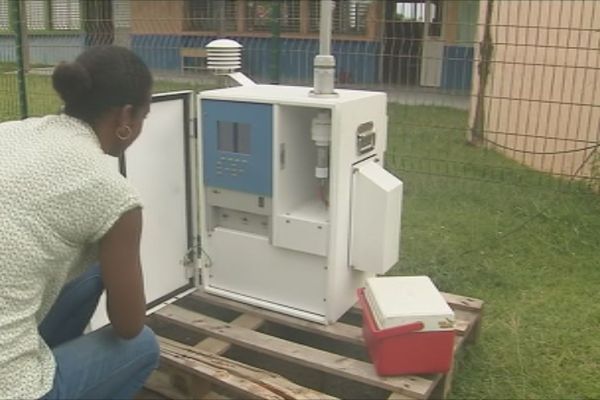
[118,104,136,127]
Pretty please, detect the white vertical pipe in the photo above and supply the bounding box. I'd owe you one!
[312,0,337,96]
[319,0,333,56]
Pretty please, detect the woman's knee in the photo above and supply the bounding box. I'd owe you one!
[129,325,160,368]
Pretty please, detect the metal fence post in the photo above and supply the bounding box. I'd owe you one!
[11,0,28,119]
[270,1,281,84]
[468,0,494,146]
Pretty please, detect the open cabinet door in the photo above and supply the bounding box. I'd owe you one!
[90,91,196,329]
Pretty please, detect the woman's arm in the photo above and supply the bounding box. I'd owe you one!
[99,207,146,339]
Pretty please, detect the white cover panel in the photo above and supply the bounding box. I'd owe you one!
[90,95,191,329]
[350,160,402,274]
[273,200,329,257]
[206,228,327,316]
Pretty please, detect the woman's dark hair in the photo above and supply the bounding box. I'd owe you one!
[52,46,152,122]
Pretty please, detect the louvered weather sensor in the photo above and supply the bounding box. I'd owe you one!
[198,0,403,324]
[206,38,255,86]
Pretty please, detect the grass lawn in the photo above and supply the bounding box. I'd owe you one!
[2,72,599,398]
[387,105,600,399]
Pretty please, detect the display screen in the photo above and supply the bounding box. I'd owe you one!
[217,121,251,154]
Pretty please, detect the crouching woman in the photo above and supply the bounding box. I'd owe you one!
[0,46,159,399]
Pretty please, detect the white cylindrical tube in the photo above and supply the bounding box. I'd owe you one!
[316,146,329,179]
[312,0,336,96]
[311,111,331,145]
[313,55,336,96]
[319,0,333,56]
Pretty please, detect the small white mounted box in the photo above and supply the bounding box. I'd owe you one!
[350,160,403,274]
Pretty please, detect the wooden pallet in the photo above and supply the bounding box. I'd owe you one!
[142,289,483,400]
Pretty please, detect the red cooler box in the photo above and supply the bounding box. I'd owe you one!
[358,276,455,376]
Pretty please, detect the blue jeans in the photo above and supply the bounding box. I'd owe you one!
[38,264,160,399]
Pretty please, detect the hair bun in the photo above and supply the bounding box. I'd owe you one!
[52,61,92,105]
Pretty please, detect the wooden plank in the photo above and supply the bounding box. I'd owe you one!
[133,371,170,400]
[192,291,364,346]
[154,313,264,399]
[388,392,415,400]
[453,309,483,348]
[195,313,265,354]
[388,370,451,400]
[453,333,466,353]
[154,305,434,399]
[429,366,454,400]
[453,309,478,336]
[204,392,230,400]
[440,293,484,313]
[160,337,338,400]
[467,311,484,345]
[203,391,230,400]
[387,367,457,400]
[387,392,417,400]
[453,319,471,336]
[160,342,285,400]
[145,369,232,400]
[151,364,213,399]
[440,363,455,399]
[197,290,480,344]
[145,369,202,400]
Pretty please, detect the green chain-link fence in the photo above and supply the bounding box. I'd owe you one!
[1,2,599,397]
[2,0,598,191]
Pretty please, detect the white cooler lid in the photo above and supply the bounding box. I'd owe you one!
[365,276,455,331]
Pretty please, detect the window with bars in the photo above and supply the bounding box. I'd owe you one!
[22,0,80,30]
[389,1,442,37]
[309,0,372,35]
[280,0,300,33]
[394,2,426,22]
[246,0,300,33]
[51,0,80,30]
[184,0,237,32]
[26,0,47,30]
[427,0,443,38]
[0,0,9,30]
[113,0,131,29]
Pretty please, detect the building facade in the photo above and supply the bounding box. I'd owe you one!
[469,0,600,181]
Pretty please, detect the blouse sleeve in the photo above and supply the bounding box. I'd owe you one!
[41,168,142,246]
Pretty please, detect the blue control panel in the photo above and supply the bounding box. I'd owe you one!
[201,100,273,196]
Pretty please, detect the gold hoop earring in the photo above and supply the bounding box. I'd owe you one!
[116,125,133,141]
